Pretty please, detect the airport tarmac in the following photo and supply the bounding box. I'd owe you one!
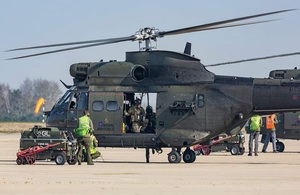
[0,133,300,195]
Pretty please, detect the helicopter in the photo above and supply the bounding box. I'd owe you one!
[6,9,300,163]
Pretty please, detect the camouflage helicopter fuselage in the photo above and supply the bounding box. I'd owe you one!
[46,50,300,150]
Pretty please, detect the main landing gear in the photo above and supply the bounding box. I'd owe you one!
[167,147,196,163]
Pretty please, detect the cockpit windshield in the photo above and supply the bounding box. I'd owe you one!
[55,90,71,108]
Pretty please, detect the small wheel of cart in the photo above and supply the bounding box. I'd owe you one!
[239,147,245,155]
[16,157,24,165]
[200,146,211,155]
[67,156,78,165]
[55,152,67,165]
[230,145,240,155]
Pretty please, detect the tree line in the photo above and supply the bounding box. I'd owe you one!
[0,78,62,122]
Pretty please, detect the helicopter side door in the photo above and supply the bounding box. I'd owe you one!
[89,91,123,135]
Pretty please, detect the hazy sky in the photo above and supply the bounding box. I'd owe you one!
[1,0,300,90]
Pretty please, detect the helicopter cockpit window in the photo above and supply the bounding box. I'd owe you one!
[92,101,104,112]
[69,93,79,109]
[107,101,118,112]
[197,94,205,108]
[77,92,88,110]
[56,90,71,108]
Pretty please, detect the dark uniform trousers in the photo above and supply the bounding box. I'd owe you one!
[77,135,93,164]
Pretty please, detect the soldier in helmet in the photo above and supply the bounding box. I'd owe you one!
[124,99,148,133]
[145,105,156,133]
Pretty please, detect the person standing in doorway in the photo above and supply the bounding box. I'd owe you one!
[124,99,148,133]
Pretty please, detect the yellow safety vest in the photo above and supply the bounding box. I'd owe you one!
[90,135,98,154]
[250,115,261,131]
[75,115,90,136]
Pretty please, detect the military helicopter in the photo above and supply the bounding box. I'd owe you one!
[7,9,300,163]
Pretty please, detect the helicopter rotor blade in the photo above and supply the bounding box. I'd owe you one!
[205,52,300,67]
[188,20,276,32]
[6,35,136,52]
[5,9,296,59]
[6,36,136,60]
[158,9,295,37]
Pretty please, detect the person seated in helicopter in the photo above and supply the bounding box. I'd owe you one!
[124,99,148,133]
[145,105,156,133]
[69,101,76,109]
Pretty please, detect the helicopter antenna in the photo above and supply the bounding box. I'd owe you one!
[184,42,192,55]
[205,52,300,67]
[5,9,295,59]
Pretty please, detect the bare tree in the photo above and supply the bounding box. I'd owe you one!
[32,79,62,111]
[0,84,10,114]
[0,79,62,121]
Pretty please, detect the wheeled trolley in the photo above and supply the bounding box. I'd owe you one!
[17,126,77,165]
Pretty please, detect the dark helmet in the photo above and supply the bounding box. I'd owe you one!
[146,106,153,113]
[135,98,141,105]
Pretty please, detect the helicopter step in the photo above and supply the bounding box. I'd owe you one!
[96,133,157,148]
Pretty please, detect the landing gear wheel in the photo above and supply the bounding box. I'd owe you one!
[230,145,240,155]
[239,147,245,155]
[55,152,66,165]
[276,141,285,152]
[168,151,181,163]
[183,149,196,163]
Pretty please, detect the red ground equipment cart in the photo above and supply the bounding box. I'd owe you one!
[16,142,61,165]
[193,132,245,155]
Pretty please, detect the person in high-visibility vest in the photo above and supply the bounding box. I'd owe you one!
[90,133,101,160]
[248,114,262,156]
[82,133,101,160]
[262,114,278,153]
[75,110,94,165]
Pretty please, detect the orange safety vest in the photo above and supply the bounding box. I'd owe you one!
[266,115,275,130]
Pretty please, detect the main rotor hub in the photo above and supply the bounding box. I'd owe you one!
[135,27,160,51]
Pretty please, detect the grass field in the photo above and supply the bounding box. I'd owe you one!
[0,122,45,133]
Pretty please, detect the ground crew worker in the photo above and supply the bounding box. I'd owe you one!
[75,110,94,165]
[90,133,101,160]
[262,114,278,153]
[124,99,148,133]
[248,114,262,156]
